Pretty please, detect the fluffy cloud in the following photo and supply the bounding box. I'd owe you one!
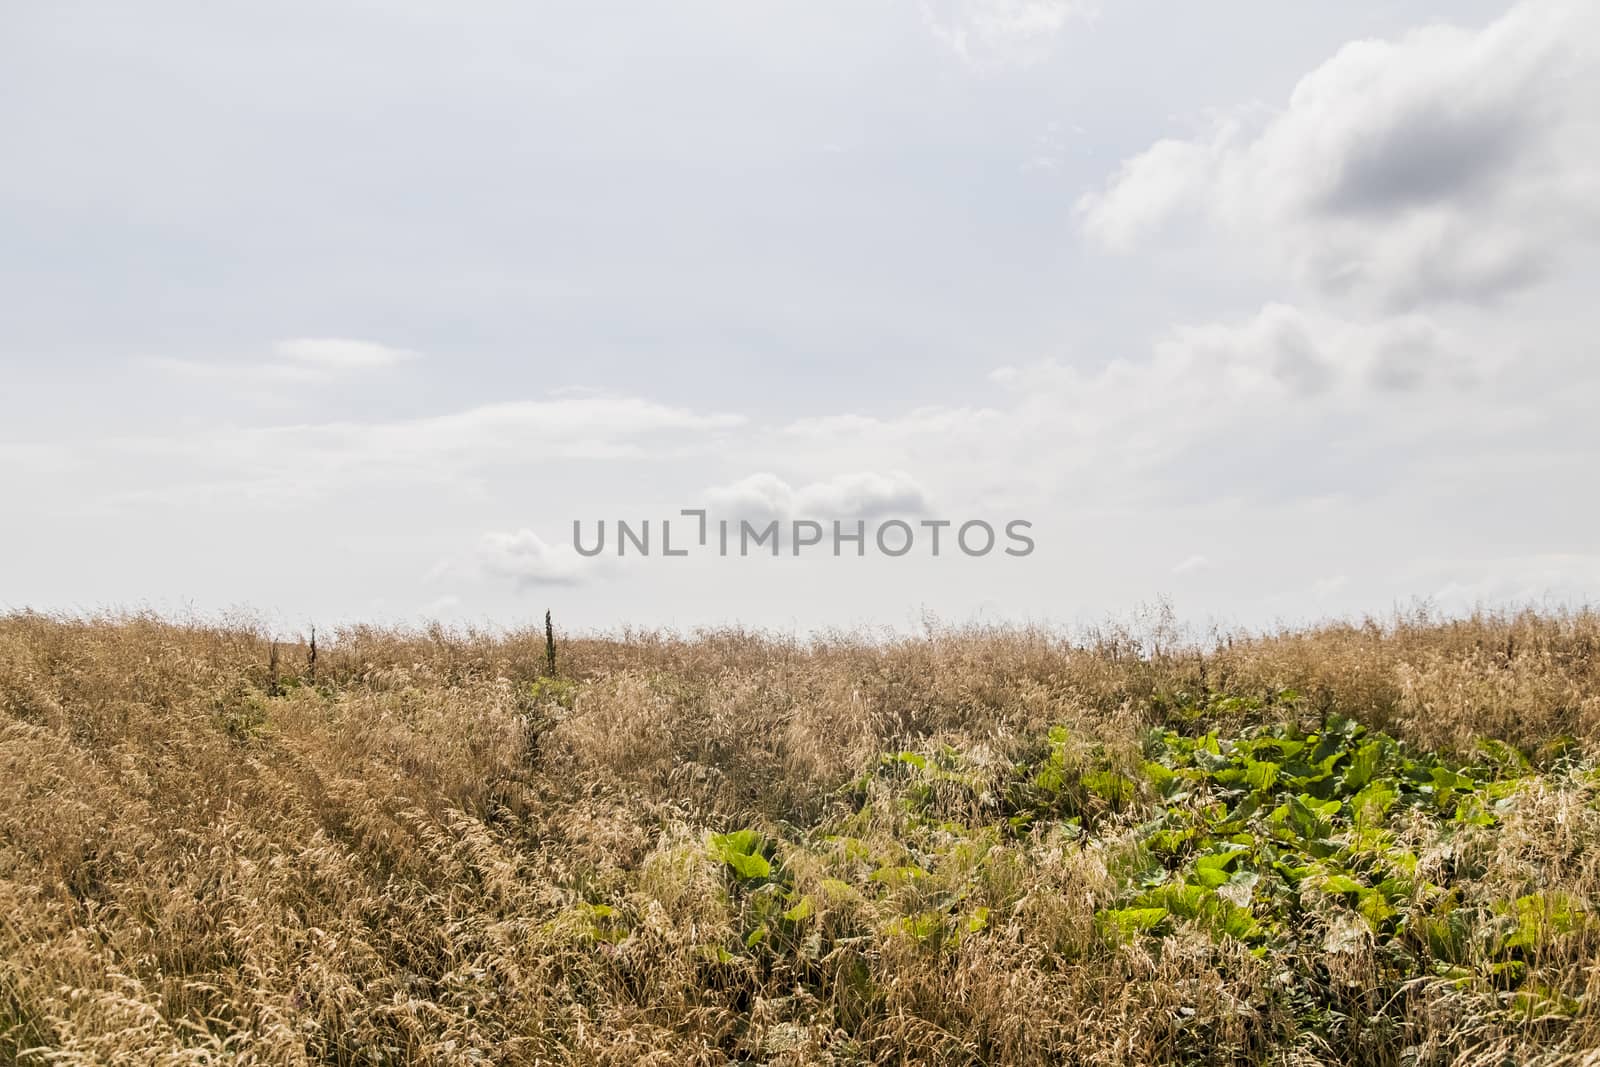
[766,299,1497,517]
[1151,303,1480,397]
[1076,136,1222,252]
[476,529,595,587]
[1077,0,1600,308]
[705,471,931,523]
[922,0,1097,69]
[999,301,1482,430]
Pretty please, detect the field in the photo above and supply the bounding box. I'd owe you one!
[4,608,1600,1066]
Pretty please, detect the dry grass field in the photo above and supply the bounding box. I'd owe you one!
[4,607,1600,1065]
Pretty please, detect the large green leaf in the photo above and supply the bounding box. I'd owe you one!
[710,830,772,881]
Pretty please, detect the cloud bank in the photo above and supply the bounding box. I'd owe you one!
[1077,0,1600,308]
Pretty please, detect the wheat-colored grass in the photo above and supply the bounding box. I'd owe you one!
[2,607,1599,1065]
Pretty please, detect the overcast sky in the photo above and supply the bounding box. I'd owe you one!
[3,0,1598,634]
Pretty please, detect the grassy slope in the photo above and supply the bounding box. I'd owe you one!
[2,609,1600,1065]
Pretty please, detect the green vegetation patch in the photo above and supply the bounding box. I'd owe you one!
[706,707,1599,1051]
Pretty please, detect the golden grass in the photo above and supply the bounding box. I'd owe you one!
[2,607,1599,1065]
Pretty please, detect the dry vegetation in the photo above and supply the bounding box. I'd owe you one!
[4,607,1600,1065]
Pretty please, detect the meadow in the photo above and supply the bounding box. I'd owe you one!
[3,606,1600,1065]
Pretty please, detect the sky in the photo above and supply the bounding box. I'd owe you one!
[3,0,1598,635]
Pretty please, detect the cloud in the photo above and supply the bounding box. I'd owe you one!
[456,473,931,595]
[1076,0,1600,308]
[764,299,1500,516]
[1310,575,1350,600]
[274,338,418,369]
[1173,554,1213,576]
[922,0,1097,69]
[81,392,746,510]
[477,529,596,587]
[705,471,932,524]
[152,337,420,385]
[996,302,1482,434]
[149,356,330,385]
[693,472,935,553]
[1076,135,1224,252]
[0,443,80,477]
[1422,553,1600,611]
[1154,303,1480,397]
[417,593,464,617]
[346,393,743,464]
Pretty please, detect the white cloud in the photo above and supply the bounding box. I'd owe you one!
[1173,554,1213,575]
[1076,134,1226,252]
[1423,554,1600,611]
[1004,301,1479,428]
[1310,575,1350,600]
[274,338,418,369]
[1153,302,1481,397]
[922,0,1097,69]
[477,529,596,587]
[762,299,1504,518]
[348,393,743,463]
[0,442,79,476]
[705,471,931,523]
[151,337,419,385]
[1077,0,1600,308]
[458,469,928,597]
[79,392,747,510]
[418,593,463,617]
[149,356,331,385]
